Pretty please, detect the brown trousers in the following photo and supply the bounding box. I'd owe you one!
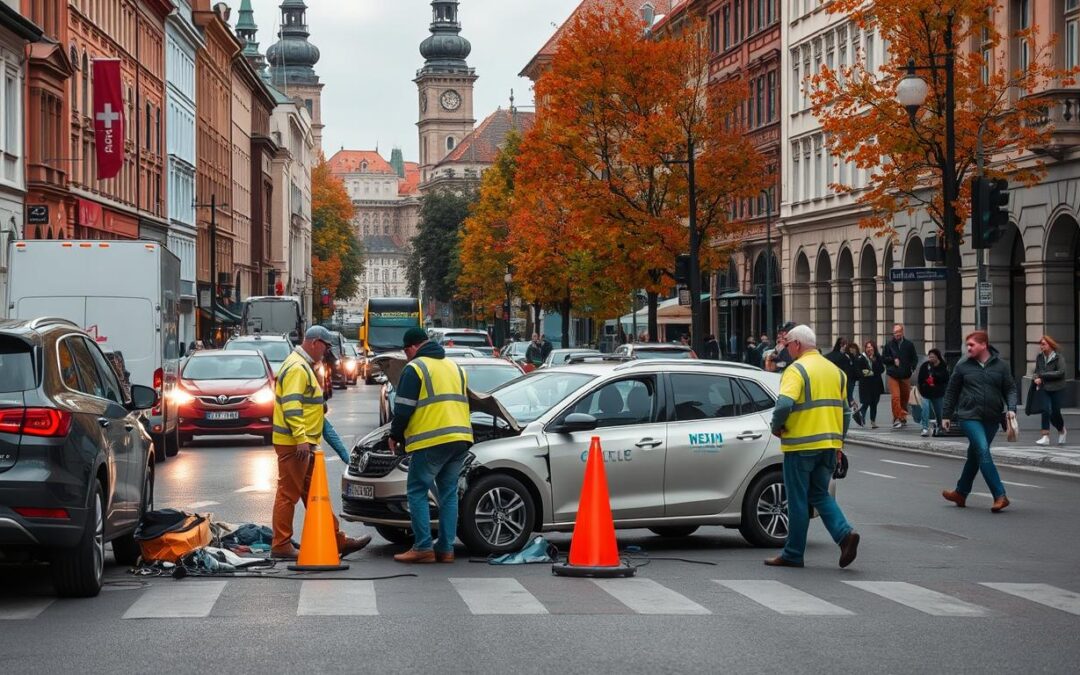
[888,377,911,422]
[272,445,345,550]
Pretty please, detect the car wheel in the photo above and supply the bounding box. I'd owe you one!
[459,473,535,555]
[152,433,167,463]
[112,462,153,566]
[648,526,699,538]
[165,427,180,457]
[375,525,414,546]
[51,480,106,598]
[739,471,788,548]
[180,434,193,447]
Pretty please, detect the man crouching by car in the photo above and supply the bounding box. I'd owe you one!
[388,327,474,564]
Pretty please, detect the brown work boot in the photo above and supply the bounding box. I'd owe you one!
[942,489,966,508]
[435,551,455,564]
[394,549,436,564]
[270,544,300,559]
[340,535,372,558]
[839,531,860,569]
[763,555,804,568]
[991,495,1010,513]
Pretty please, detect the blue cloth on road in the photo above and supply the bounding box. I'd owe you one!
[406,441,470,553]
[956,419,1006,499]
[781,450,853,565]
[322,419,351,463]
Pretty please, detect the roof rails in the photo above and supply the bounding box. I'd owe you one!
[567,354,633,364]
[28,317,79,330]
[614,359,765,372]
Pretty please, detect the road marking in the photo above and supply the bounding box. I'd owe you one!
[880,459,929,468]
[298,580,377,616]
[858,471,896,479]
[593,578,710,615]
[0,598,54,620]
[123,581,228,619]
[981,583,1080,616]
[235,485,272,493]
[450,578,548,615]
[716,580,853,616]
[1001,480,1041,489]
[971,492,994,499]
[186,501,220,510]
[844,581,989,617]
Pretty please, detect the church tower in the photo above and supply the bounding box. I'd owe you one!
[267,0,324,149]
[236,0,268,78]
[415,0,477,183]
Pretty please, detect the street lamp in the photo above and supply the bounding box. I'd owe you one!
[762,186,774,338]
[893,13,961,363]
[504,265,513,347]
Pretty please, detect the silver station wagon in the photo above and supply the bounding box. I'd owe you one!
[341,357,803,554]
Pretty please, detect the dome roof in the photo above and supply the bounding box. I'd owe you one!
[419,33,471,64]
[267,38,320,70]
[267,0,320,84]
[419,0,472,73]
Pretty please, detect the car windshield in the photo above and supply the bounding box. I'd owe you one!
[183,355,267,380]
[0,338,35,393]
[635,348,693,360]
[344,344,358,357]
[490,371,595,424]
[444,333,491,348]
[226,340,291,363]
[369,325,411,351]
[462,364,522,393]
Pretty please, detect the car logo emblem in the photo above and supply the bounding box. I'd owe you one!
[358,453,370,473]
[217,395,228,404]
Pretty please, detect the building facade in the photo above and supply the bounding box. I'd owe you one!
[422,107,534,195]
[267,0,323,151]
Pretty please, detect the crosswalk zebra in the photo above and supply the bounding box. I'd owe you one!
[2,578,1079,621]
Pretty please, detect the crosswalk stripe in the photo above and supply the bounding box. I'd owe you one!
[844,581,989,617]
[122,581,228,619]
[859,471,896,479]
[1000,480,1041,489]
[880,459,929,468]
[450,578,548,615]
[0,598,54,620]
[298,580,377,616]
[593,578,710,615]
[981,583,1080,616]
[717,580,854,616]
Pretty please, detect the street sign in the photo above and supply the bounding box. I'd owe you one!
[978,281,993,307]
[27,205,49,225]
[888,267,948,283]
[678,288,691,307]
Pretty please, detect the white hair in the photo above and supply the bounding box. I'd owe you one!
[787,324,817,348]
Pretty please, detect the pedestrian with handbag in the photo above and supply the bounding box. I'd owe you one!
[941,331,1016,513]
[917,349,949,437]
[1032,335,1067,446]
[859,341,886,429]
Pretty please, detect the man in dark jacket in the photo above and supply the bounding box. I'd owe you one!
[703,334,721,360]
[882,324,918,428]
[941,331,1016,513]
[540,335,554,361]
[770,322,797,372]
[525,333,544,367]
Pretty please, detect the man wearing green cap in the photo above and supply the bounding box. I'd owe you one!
[389,327,474,563]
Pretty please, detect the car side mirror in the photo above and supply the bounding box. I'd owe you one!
[556,413,598,433]
[129,384,159,410]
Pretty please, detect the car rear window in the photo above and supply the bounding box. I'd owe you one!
[183,355,267,380]
[634,348,692,359]
[227,340,291,363]
[0,338,35,392]
[444,333,492,348]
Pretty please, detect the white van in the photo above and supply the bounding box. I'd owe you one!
[6,240,182,461]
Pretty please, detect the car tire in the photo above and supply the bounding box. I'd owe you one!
[738,470,788,548]
[375,525,414,546]
[180,434,193,447]
[459,473,536,555]
[152,433,167,463]
[51,480,106,598]
[648,526,699,538]
[165,427,180,457]
[112,461,153,566]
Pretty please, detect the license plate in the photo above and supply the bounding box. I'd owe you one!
[346,483,374,500]
[205,411,240,420]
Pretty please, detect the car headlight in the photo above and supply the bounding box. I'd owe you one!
[250,387,275,405]
[172,388,195,405]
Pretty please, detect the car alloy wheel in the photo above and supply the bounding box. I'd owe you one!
[756,481,788,540]
[474,486,528,548]
[92,493,105,584]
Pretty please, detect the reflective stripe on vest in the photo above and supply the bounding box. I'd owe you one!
[781,352,846,452]
[271,352,325,446]
[402,356,474,453]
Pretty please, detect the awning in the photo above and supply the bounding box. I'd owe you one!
[199,304,242,325]
[617,293,710,326]
[717,291,755,308]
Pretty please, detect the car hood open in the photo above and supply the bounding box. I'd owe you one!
[372,352,521,433]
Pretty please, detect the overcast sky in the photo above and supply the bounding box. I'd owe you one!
[245,0,581,161]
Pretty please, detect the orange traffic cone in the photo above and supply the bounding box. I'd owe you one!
[552,436,635,578]
[288,449,349,571]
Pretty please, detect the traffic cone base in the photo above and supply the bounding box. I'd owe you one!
[552,436,636,579]
[287,449,349,572]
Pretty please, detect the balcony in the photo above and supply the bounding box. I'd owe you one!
[1026,89,1080,159]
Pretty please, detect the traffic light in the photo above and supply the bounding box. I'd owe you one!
[674,254,691,284]
[970,176,1009,249]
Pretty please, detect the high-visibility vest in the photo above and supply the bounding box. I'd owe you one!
[402,356,474,453]
[779,350,846,452]
[272,349,325,447]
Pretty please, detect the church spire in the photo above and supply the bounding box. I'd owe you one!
[419,0,472,74]
[236,0,268,76]
[267,0,321,86]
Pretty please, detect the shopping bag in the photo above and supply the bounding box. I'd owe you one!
[1024,382,1045,416]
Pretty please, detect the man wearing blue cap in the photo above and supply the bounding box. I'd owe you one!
[389,327,474,563]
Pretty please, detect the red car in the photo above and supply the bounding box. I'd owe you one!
[174,350,276,446]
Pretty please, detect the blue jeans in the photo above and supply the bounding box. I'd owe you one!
[957,420,1006,499]
[781,450,853,564]
[406,442,470,553]
[1041,389,1065,432]
[921,397,944,431]
[322,420,351,463]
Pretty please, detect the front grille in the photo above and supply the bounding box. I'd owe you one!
[348,451,403,478]
[195,418,257,429]
[197,395,248,406]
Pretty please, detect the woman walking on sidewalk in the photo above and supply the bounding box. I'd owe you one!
[941,331,1016,513]
[1032,335,1067,446]
[917,349,949,437]
[859,341,886,429]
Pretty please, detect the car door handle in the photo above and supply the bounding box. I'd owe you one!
[736,431,763,441]
[97,418,111,429]
[635,438,663,448]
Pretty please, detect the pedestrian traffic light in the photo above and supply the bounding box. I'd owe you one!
[970,176,1009,249]
[674,254,691,284]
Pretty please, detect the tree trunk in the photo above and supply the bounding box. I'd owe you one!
[647,291,659,343]
[560,295,572,348]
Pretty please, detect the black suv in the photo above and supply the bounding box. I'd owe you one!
[0,318,159,597]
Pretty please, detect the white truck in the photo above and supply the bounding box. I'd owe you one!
[6,240,182,462]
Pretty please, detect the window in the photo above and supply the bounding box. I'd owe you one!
[766,70,777,122]
[670,374,750,420]
[734,0,743,43]
[709,10,721,53]
[57,339,81,390]
[791,143,801,202]
[571,378,655,428]
[1068,19,1079,71]
[865,31,876,72]
[824,137,833,194]
[723,6,731,50]
[802,141,811,200]
[791,52,801,110]
[64,336,106,399]
[813,135,823,199]
[740,379,775,412]
[754,76,764,126]
[86,338,124,403]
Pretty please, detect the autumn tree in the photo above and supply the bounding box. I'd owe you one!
[809,0,1075,354]
[311,155,362,319]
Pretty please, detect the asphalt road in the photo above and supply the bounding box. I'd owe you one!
[2,384,1079,674]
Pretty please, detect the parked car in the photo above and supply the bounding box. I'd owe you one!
[344,358,798,554]
[500,341,531,368]
[428,328,498,357]
[0,317,159,597]
[443,346,486,358]
[542,348,601,368]
[328,330,348,389]
[173,350,276,446]
[613,342,698,360]
[224,334,292,376]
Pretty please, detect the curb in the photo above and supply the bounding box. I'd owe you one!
[846,430,1080,477]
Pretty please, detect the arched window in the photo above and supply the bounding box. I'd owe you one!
[447,136,456,151]
[82,52,90,116]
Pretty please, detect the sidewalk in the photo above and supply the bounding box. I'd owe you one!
[846,400,1080,476]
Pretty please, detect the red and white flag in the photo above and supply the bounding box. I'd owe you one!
[92,59,124,180]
